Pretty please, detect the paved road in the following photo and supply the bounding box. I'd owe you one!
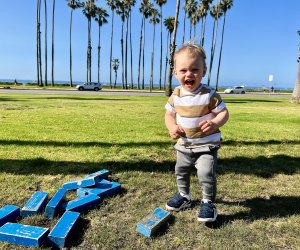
[0,87,291,98]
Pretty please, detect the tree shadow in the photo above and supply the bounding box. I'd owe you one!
[223,98,282,104]
[207,196,300,229]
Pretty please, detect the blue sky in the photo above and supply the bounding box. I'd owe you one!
[0,0,299,89]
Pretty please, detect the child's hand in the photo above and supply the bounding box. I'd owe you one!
[169,124,185,140]
[199,120,217,135]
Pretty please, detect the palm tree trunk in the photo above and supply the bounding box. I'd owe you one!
[215,13,227,91]
[38,0,43,86]
[137,17,144,89]
[207,19,218,86]
[89,19,92,82]
[36,0,40,86]
[69,9,73,87]
[51,0,55,87]
[291,60,300,104]
[150,24,156,92]
[163,31,170,90]
[166,0,180,96]
[109,10,114,88]
[121,21,124,88]
[142,19,146,89]
[98,25,101,84]
[201,16,207,46]
[130,11,133,89]
[182,3,186,44]
[44,0,48,86]
[125,16,129,89]
[159,6,163,90]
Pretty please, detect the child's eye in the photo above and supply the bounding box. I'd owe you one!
[180,70,187,73]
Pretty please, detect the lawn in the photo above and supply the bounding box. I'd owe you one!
[0,93,299,249]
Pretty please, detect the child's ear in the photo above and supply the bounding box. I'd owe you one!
[173,69,178,78]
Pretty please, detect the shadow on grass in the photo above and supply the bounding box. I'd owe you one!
[65,217,91,248]
[208,196,300,229]
[223,98,282,104]
[0,154,299,178]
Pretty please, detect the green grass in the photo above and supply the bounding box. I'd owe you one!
[0,93,299,249]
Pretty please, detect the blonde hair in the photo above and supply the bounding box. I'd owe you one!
[174,42,207,68]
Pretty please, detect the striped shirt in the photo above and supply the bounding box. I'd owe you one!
[165,84,226,148]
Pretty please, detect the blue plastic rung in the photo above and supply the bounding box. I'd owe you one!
[0,223,49,247]
[21,191,48,218]
[0,205,20,227]
[45,188,67,219]
[86,169,109,182]
[63,176,98,190]
[136,208,171,237]
[48,211,80,248]
[61,194,101,213]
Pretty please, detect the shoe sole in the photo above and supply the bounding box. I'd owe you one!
[165,203,192,212]
[197,209,218,222]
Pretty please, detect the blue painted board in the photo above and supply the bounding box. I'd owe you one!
[63,176,98,190]
[86,169,109,182]
[48,211,80,248]
[45,188,67,219]
[61,194,101,213]
[77,179,121,198]
[21,191,48,218]
[0,205,20,227]
[0,223,49,247]
[136,208,171,237]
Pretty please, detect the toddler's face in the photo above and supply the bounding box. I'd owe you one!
[174,51,206,92]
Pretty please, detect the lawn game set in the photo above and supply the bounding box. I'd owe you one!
[0,168,172,248]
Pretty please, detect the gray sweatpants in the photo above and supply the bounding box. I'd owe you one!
[174,145,218,202]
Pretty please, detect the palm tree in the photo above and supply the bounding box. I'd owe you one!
[137,0,152,89]
[37,0,43,86]
[199,0,212,46]
[163,16,175,90]
[112,58,120,88]
[185,0,198,41]
[207,2,222,86]
[182,0,187,44]
[155,0,167,90]
[116,0,128,88]
[291,31,300,104]
[106,0,118,88]
[51,0,55,87]
[67,0,84,87]
[36,0,40,86]
[44,0,48,86]
[166,0,180,96]
[215,0,233,91]
[94,7,109,85]
[82,0,97,83]
[149,7,160,91]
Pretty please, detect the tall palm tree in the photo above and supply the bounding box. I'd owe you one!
[149,7,160,91]
[137,0,152,89]
[36,0,40,86]
[82,0,97,83]
[112,58,120,88]
[94,7,109,85]
[291,30,300,104]
[199,0,212,47]
[185,0,198,41]
[44,0,48,86]
[106,0,118,88]
[37,0,43,86]
[182,0,187,44]
[155,0,167,90]
[116,0,128,88]
[215,0,233,91]
[163,16,175,90]
[67,0,84,87]
[166,0,180,96]
[207,2,222,86]
[51,0,55,87]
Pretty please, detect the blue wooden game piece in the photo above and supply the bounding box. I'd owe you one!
[0,223,49,247]
[61,194,101,213]
[21,191,48,218]
[136,208,171,237]
[48,211,80,248]
[0,205,20,227]
[77,179,121,198]
[45,188,67,219]
[85,169,109,181]
[62,176,98,190]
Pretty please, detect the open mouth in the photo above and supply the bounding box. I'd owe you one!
[185,79,195,86]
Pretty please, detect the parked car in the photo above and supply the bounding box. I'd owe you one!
[76,82,102,91]
[224,86,246,94]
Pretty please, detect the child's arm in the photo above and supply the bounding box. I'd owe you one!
[165,110,185,140]
[199,108,229,135]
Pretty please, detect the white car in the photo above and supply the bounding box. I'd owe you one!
[76,82,102,91]
[224,86,246,94]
